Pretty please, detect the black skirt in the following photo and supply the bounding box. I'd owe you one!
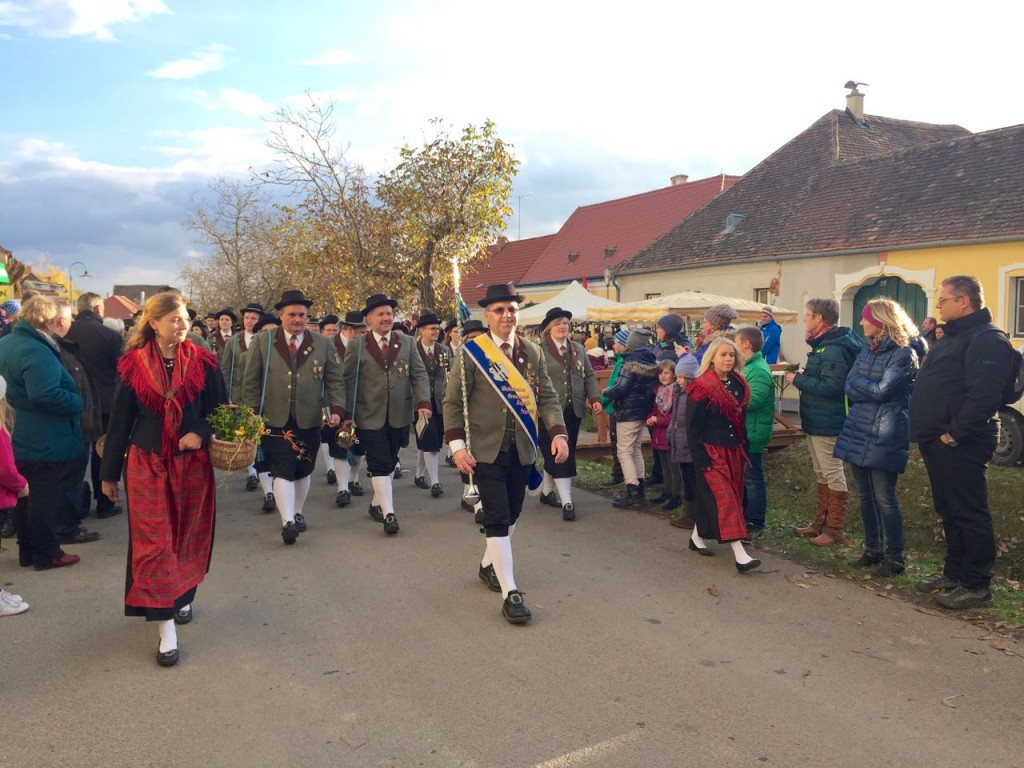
[261,419,320,481]
[414,401,445,452]
[539,407,580,479]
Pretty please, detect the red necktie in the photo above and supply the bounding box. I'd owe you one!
[380,337,388,354]
[289,336,298,356]
[427,350,434,362]
[501,342,512,359]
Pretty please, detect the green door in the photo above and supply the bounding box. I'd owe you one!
[852,276,929,336]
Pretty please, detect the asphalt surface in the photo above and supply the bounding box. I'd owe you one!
[2,449,1022,768]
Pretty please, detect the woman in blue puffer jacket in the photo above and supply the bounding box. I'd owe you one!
[834,299,919,578]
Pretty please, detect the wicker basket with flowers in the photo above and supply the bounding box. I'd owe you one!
[206,404,265,471]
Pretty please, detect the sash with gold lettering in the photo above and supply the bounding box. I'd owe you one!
[463,334,543,492]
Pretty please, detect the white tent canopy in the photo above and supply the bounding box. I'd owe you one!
[516,281,624,325]
[587,291,798,325]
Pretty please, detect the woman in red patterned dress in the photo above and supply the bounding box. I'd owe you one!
[100,292,227,667]
[685,337,761,573]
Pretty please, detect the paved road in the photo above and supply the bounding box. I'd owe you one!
[3,450,1022,768]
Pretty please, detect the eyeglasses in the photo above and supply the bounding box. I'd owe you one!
[936,295,964,306]
[488,306,519,316]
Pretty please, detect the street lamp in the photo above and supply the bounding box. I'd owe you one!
[517,192,532,240]
[68,261,90,305]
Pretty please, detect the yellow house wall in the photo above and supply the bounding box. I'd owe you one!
[886,242,1024,346]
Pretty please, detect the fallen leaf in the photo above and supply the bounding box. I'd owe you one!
[796,582,811,589]
[990,637,1009,651]
[707,585,719,597]
[941,695,960,708]
[964,649,984,655]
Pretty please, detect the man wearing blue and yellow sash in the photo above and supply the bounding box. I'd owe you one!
[444,283,568,625]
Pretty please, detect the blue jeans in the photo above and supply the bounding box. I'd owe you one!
[849,464,905,560]
[742,452,766,530]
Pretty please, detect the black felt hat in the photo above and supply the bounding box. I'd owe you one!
[362,293,398,315]
[478,282,524,307]
[319,314,340,328]
[541,306,572,331]
[215,308,238,323]
[273,290,314,311]
[241,302,264,315]
[253,312,279,333]
[415,312,442,330]
[461,319,486,335]
[340,311,367,328]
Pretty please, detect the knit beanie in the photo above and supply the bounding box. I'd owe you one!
[613,329,630,347]
[674,353,699,379]
[703,303,738,328]
[1,300,21,317]
[657,313,685,342]
[626,328,653,351]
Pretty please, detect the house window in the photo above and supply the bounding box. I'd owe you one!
[645,292,662,300]
[568,251,579,264]
[1013,277,1024,338]
[754,288,770,305]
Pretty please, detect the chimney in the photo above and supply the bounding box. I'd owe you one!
[845,81,866,122]
[496,235,508,251]
[670,174,689,186]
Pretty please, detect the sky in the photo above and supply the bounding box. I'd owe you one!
[1,0,1022,298]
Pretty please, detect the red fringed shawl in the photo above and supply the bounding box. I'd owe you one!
[687,369,750,434]
[117,339,217,456]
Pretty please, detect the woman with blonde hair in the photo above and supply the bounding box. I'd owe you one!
[0,295,85,571]
[685,337,760,572]
[100,291,227,667]
[834,298,919,577]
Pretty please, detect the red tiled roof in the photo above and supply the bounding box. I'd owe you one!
[460,234,556,306]
[618,110,988,274]
[518,174,737,286]
[103,295,138,320]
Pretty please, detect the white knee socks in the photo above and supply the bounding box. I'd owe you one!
[258,472,273,494]
[541,470,555,495]
[294,475,310,515]
[336,459,351,491]
[484,535,517,598]
[690,527,708,550]
[158,619,177,652]
[416,450,426,477]
[554,478,573,505]
[730,540,754,565]
[273,478,295,525]
[246,463,257,478]
[424,452,440,485]
[319,443,330,471]
[370,475,395,516]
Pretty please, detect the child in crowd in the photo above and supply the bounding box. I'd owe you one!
[0,374,30,616]
[667,354,699,527]
[647,361,679,507]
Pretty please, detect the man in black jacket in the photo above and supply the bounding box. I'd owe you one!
[910,275,1015,609]
[65,292,124,518]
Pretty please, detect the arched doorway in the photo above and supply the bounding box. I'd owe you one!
[852,276,928,336]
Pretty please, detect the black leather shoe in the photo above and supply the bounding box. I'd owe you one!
[461,498,475,513]
[174,606,193,625]
[293,513,307,533]
[562,503,576,521]
[431,483,443,498]
[156,646,179,667]
[393,466,403,479]
[281,521,299,545]
[933,586,993,609]
[326,469,336,485]
[478,564,501,592]
[368,504,384,523]
[414,475,429,489]
[502,590,531,624]
[262,493,276,513]
[383,513,400,535]
[474,507,485,525]
[350,481,365,497]
[688,539,712,557]
[335,490,351,507]
[915,575,960,593]
[735,558,762,574]
[96,504,123,519]
[245,474,259,491]
[539,492,561,508]
[58,530,101,545]
[871,559,905,578]
[445,454,456,468]
[849,549,884,568]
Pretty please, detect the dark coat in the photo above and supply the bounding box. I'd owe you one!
[834,337,917,473]
[55,335,104,444]
[686,371,750,469]
[0,320,84,464]
[792,326,862,436]
[667,382,693,464]
[65,309,123,417]
[601,348,658,422]
[909,308,1015,444]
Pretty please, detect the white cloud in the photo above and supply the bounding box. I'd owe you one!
[218,88,274,117]
[0,0,169,41]
[148,44,229,79]
[297,48,358,67]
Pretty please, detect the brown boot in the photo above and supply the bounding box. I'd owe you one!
[793,483,829,537]
[810,489,852,546]
[670,500,695,529]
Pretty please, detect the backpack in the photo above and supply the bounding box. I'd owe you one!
[984,328,1024,406]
